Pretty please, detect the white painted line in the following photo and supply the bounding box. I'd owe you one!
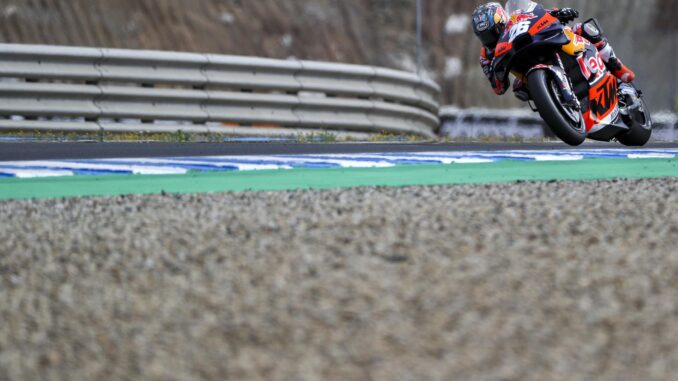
[214,156,395,168]
[0,161,188,175]
[628,154,676,159]
[377,152,584,162]
[94,158,292,171]
[530,155,585,161]
[446,158,496,164]
[230,164,290,171]
[313,153,494,164]
[0,168,74,178]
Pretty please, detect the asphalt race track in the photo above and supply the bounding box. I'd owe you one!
[1,142,678,380]
[3,141,678,161]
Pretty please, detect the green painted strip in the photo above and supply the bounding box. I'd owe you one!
[1,158,677,200]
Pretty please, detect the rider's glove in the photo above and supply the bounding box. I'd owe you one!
[550,8,579,23]
[493,79,507,95]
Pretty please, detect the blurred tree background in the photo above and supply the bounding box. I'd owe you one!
[0,0,675,110]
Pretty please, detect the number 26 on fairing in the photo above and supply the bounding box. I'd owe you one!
[508,21,530,42]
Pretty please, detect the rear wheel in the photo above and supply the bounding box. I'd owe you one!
[527,70,587,146]
[617,92,652,147]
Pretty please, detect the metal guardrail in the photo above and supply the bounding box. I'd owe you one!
[439,107,550,139]
[0,44,441,138]
[440,106,678,141]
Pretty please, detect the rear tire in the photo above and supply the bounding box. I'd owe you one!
[527,70,586,146]
[617,96,652,147]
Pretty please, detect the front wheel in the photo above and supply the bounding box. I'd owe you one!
[527,70,587,146]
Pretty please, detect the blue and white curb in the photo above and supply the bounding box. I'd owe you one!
[1,149,678,179]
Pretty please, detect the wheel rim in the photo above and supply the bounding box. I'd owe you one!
[548,79,585,134]
[632,98,652,130]
[621,95,652,131]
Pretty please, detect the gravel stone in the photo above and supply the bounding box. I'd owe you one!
[1,179,678,381]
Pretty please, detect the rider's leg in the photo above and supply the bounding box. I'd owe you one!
[574,23,635,83]
[596,40,635,83]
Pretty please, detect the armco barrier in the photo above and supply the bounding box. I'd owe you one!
[440,106,678,141]
[0,44,441,138]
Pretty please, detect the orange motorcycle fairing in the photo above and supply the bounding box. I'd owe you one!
[495,42,512,57]
[584,73,619,131]
[528,13,558,36]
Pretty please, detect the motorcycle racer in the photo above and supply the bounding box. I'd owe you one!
[472,1,635,97]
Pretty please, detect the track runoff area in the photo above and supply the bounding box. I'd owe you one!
[1,143,678,200]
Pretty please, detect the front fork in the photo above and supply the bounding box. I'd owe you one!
[526,54,581,109]
[553,52,582,110]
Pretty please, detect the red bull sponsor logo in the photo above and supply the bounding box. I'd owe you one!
[510,13,537,24]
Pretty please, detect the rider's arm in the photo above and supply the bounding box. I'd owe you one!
[480,47,508,95]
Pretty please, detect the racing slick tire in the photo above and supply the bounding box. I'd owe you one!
[528,70,587,146]
[617,96,652,147]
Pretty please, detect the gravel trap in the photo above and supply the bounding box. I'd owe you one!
[1,179,678,381]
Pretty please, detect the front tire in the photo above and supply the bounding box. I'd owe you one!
[527,70,587,146]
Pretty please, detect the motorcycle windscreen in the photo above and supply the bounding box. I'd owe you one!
[505,0,537,14]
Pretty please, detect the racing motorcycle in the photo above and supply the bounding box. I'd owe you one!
[493,0,652,146]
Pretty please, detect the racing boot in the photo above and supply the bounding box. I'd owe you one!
[596,40,635,83]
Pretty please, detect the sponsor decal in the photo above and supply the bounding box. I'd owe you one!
[587,55,606,74]
[474,14,489,31]
[511,13,537,24]
[529,13,558,35]
[508,21,531,42]
[495,42,513,56]
[577,56,592,79]
[589,75,618,120]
